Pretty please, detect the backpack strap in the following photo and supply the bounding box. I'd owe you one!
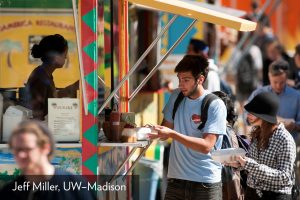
[222,126,233,149]
[172,92,185,120]
[198,93,219,130]
[213,126,232,150]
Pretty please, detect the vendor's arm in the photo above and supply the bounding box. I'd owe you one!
[57,80,79,98]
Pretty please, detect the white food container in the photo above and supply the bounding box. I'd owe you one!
[211,148,246,163]
[2,105,32,142]
[136,127,157,140]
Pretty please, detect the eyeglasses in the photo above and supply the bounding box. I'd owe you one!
[12,147,38,154]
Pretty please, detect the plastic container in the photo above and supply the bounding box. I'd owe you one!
[136,127,157,140]
[2,105,33,142]
[211,148,246,163]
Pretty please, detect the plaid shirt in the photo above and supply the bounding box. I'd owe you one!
[244,123,296,195]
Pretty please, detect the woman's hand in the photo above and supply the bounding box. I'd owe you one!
[236,155,247,167]
[223,155,247,168]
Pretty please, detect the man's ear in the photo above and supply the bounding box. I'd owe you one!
[198,75,205,84]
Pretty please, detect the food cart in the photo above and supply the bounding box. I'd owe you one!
[0,0,256,199]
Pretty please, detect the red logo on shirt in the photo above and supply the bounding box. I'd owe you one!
[191,114,201,124]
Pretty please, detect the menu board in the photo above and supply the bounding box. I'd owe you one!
[48,98,80,142]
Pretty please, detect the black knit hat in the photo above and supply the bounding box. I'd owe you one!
[244,92,279,124]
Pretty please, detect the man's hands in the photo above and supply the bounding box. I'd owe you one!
[148,120,217,154]
[147,125,176,141]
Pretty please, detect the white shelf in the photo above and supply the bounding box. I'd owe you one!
[56,143,82,148]
[98,140,149,148]
[1,141,150,149]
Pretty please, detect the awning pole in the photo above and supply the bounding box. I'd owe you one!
[98,15,178,114]
[72,0,89,115]
[129,19,197,101]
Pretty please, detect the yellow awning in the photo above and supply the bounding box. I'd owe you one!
[128,0,257,31]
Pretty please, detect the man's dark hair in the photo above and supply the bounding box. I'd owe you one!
[189,39,208,54]
[268,59,289,76]
[295,44,300,56]
[212,91,237,126]
[175,54,209,80]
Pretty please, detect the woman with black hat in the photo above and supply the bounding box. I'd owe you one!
[226,92,296,200]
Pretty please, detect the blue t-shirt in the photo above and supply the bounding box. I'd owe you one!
[163,89,227,183]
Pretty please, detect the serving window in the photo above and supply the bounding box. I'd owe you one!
[0,2,81,143]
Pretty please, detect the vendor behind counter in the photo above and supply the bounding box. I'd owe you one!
[24,34,78,120]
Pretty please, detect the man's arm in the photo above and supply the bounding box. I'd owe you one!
[151,99,226,154]
[170,130,218,154]
[150,124,217,154]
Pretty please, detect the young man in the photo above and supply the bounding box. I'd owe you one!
[248,60,300,138]
[149,55,227,200]
[0,120,96,200]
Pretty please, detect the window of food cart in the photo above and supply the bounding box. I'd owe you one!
[0,0,83,174]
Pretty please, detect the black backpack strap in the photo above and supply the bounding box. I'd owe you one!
[222,127,233,149]
[172,92,185,120]
[198,93,219,130]
[213,126,232,150]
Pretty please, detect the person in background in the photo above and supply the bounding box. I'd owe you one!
[262,40,292,86]
[234,24,263,108]
[248,60,300,139]
[149,55,227,200]
[0,120,96,200]
[226,92,296,200]
[187,39,221,92]
[287,44,300,90]
[26,34,79,120]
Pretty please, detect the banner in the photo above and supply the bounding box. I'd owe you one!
[0,15,79,88]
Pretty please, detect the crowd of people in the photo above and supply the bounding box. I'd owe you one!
[156,5,300,199]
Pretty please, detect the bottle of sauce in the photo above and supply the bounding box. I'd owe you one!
[109,104,121,141]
